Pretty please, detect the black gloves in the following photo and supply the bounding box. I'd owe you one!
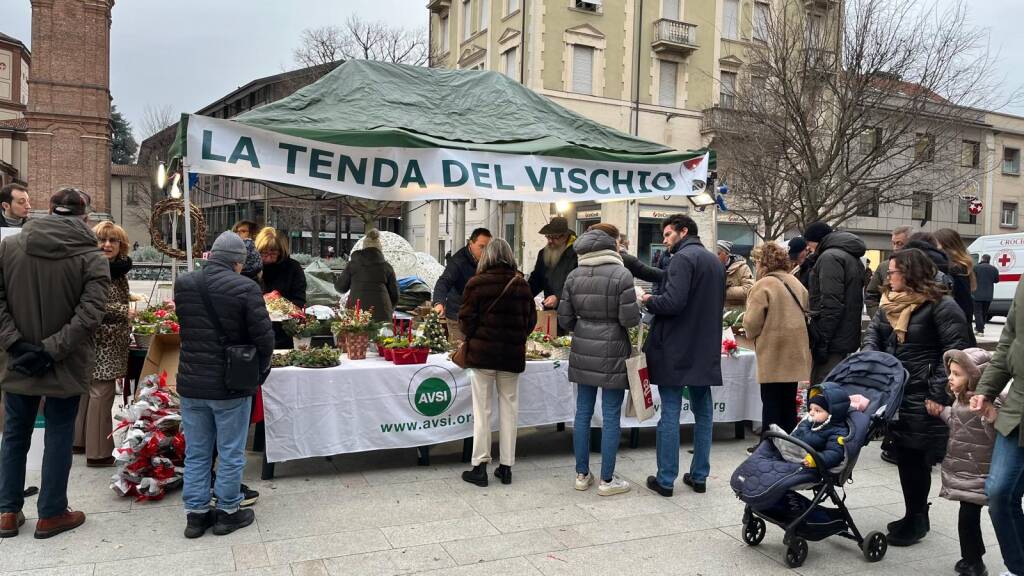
[7,340,53,377]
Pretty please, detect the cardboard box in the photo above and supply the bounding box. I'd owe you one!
[534,310,558,337]
[140,334,180,390]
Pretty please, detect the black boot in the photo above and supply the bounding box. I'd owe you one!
[184,510,215,539]
[212,508,255,536]
[494,465,512,485]
[462,464,488,487]
[887,512,929,546]
[956,560,988,576]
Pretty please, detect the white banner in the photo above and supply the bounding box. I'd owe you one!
[185,114,709,203]
[261,352,760,464]
[262,355,574,463]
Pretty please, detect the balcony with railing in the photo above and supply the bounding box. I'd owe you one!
[652,19,699,55]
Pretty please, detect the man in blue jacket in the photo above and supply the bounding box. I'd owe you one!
[641,214,725,496]
[174,232,274,539]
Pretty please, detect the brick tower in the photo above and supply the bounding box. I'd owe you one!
[26,0,115,216]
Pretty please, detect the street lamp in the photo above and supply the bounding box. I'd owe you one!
[555,200,571,216]
[170,173,182,199]
[687,191,716,210]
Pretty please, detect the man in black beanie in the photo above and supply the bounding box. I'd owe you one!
[803,221,866,383]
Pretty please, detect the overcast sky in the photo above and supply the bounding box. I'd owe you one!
[1,0,1021,144]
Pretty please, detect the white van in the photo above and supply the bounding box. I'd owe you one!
[967,233,1024,317]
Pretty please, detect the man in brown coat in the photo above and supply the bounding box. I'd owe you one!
[0,188,109,539]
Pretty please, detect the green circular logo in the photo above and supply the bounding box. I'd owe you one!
[413,377,453,416]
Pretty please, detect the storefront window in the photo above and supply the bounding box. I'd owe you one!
[717,223,756,257]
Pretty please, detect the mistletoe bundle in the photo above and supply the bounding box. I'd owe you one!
[110,372,185,502]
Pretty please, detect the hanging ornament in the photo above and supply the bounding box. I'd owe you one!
[969,198,983,215]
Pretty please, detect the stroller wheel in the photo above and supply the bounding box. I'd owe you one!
[784,537,808,568]
[861,531,887,562]
[742,517,766,546]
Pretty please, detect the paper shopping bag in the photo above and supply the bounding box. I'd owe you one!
[624,325,655,422]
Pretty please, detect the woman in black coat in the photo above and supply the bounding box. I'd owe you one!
[337,229,398,322]
[863,248,970,547]
[255,227,307,349]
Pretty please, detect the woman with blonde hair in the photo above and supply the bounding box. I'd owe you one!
[255,227,306,348]
[73,221,133,466]
[934,228,976,343]
[742,242,811,454]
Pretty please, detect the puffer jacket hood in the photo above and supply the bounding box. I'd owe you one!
[905,240,950,274]
[22,215,99,260]
[573,229,617,256]
[810,382,851,423]
[817,231,866,260]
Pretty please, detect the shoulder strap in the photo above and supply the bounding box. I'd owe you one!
[484,276,519,316]
[197,268,228,345]
[769,273,807,316]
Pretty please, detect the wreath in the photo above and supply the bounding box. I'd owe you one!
[149,198,207,260]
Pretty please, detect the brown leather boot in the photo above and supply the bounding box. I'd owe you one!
[34,509,85,539]
[86,457,116,468]
[0,511,25,538]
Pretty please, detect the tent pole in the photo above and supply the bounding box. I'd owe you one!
[183,158,195,272]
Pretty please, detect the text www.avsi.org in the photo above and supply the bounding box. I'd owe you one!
[380,412,473,433]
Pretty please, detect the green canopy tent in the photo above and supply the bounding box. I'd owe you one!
[168,60,714,269]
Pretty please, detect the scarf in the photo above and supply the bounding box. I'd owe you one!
[577,249,623,267]
[880,290,930,343]
[3,212,24,227]
[109,256,133,280]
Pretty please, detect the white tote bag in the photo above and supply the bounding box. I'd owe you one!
[624,324,656,422]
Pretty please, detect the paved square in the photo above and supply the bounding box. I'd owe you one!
[0,425,1009,576]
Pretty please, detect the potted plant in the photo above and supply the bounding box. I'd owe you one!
[376,336,396,360]
[132,301,180,347]
[282,313,322,349]
[392,336,429,365]
[330,300,378,360]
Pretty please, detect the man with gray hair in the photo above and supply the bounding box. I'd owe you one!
[173,232,274,539]
[865,226,915,320]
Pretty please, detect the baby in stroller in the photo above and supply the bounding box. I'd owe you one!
[731,351,906,568]
[793,385,850,470]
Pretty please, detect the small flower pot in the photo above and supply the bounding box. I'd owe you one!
[293,336,312,349]
[133,333,154,348]
[345,333,370,360]
[393,347,429,365]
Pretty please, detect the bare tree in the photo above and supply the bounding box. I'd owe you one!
[710,0,1012,240]
[140,104,177,140]
[293,15,432,69]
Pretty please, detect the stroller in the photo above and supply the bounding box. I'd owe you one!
[729,352,907,568]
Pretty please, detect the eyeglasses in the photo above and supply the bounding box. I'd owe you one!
[886,269,902,277]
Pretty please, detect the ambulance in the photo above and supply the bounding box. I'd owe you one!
[968,233,1024,317]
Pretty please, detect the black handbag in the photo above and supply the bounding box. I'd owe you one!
[197,268,260,393]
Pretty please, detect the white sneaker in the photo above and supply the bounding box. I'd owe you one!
[598,476,631,496]
[575,473,593,491]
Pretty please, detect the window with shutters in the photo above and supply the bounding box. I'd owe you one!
[659,60,678,107]
[440,15,450,53]
[754,2,769,41]
[572,45,595,95]
[662,0,680,19]
[502,47,517,78]
[463,0,472,40]
[723,0,740,40]
[720,71,737,108]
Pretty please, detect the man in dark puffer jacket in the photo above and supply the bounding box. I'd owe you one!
[174,232,274,539]
[804,222,866,384]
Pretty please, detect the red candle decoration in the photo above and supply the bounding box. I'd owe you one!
[546,316,551,335]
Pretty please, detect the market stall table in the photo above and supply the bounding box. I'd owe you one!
[259,351,760,478]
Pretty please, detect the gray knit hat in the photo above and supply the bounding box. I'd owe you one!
[210,231,247,266]
[717,240,734,255]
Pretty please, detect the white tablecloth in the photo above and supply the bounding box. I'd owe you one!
[262,355,573,463]
[588,350,760,427]
[262,351,760,463]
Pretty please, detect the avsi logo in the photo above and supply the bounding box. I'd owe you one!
[408,366,458,417]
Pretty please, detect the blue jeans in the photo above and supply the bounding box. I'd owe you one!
[181,396,251,514]
[0,393,79,518]
[655,386,713,488]
[986,428,1024,574]
[573,385,625,482]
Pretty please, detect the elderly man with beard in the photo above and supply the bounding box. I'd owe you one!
[528,218,578,332]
